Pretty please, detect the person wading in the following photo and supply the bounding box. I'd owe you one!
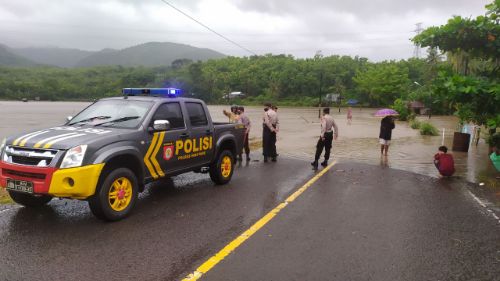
[379,116,395,156]
[262,103,279,162]
[311,107,338,169]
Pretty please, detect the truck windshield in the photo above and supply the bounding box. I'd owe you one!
[68,100,153,128]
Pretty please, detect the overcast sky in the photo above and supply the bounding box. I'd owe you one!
[0,0,490,61]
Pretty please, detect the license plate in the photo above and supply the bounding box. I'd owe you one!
[6,179,34,194]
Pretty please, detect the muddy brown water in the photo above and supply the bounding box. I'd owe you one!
[0,101,495,183]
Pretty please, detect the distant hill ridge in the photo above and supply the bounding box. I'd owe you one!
[0,44,40,67]
[0,42,226,68]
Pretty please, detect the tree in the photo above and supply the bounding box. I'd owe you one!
[412,0,499,127]
[353,62,411,106]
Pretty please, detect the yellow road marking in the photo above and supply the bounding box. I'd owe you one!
[144,133,159,179]
[182,160,337,281]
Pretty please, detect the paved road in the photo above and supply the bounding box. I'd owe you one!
[204,163,500,281]
[0,157,315,281]
[0,159,499,281]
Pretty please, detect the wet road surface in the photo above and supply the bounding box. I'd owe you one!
[0,156,315,281]
[204,162,500,281]
[1,158,499,281]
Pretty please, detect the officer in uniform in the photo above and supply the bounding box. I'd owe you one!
[262,103,279,162]
[223,105,239,123]
[311,107,338,169]
[237,106,251,161]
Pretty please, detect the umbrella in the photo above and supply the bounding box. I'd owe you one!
[374,108,399,117]
[347,99,358,105]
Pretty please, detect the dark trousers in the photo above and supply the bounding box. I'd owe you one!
[243,132,250,155]
[263,125,277,158]
[314,132,333,162]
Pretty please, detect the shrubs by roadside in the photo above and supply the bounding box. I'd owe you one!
[419,122,439,136]
[407,116,439,136]
[410,119,421,129]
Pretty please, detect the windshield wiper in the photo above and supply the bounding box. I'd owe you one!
[69,116,111,125]
[94,116,140,127]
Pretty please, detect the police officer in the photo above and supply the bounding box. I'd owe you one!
[311,107,338,169]
[223,105,239,123]
[263,103,279,162]
[237,106,251,161]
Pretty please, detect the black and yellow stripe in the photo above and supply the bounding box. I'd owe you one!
[143,132,165,179]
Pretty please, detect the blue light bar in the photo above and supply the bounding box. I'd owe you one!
[122,88,182,97]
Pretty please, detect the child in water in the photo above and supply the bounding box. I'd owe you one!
[434,146,455,177]
[347,107,353,125]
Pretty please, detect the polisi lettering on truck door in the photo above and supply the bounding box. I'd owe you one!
[175,136,213,161]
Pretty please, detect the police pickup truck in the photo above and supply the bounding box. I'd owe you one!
[0,88,244,221]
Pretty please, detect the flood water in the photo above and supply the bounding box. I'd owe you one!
[0,101,495,183]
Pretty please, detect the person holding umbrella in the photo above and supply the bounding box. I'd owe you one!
[376,109,398,156]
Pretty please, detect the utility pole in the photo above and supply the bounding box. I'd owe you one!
[318,72,323,118]
[315,50,324,119]
[413,23,423,58]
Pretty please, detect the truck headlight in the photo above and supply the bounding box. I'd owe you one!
[60,145,87,169]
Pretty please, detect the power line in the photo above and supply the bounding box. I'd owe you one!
[158,0,258,56]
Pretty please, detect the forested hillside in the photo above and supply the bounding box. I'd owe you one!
[1,42,226,68]
[0,53,451,112]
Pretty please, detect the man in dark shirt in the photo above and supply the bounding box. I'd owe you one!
[379,116,395,156]
[434,146,455,177]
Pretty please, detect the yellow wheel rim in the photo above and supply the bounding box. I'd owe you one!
[108,177,133,212]
[221,155,232,178]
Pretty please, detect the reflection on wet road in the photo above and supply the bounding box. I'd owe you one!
[0,157,315,280]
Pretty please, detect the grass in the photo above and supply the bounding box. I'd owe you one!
[410,119,421,129]
[419,122,439,136]
[0,188,13,204]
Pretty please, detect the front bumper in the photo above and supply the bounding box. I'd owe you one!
[0,161,104,199]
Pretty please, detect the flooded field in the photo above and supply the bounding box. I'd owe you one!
[0,101,495,184]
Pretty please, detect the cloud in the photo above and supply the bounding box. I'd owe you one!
[0,0,491,60]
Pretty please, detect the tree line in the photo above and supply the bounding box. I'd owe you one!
[0,54,446,109]
[0,0,496,131]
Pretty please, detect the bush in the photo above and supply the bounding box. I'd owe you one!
[407,113,417,121]
[391,99,410,121]
[487,132,500,148]
[410,119,421,129]
[419,122,439,136]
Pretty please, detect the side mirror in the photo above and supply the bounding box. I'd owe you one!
[67,116,73,122]
[153,120,170,131]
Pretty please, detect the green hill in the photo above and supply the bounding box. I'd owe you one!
[0,44,39,67]
[11,47,93,68]
[75,42,226,67]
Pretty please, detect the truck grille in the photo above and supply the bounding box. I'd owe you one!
[3,146,59,167]
[2,169,46,179]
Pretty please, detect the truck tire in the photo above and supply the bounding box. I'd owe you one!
[209,150,234,185]
[8,191,52,207]
[88,167,138,221]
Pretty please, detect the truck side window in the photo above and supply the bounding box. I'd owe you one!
[152,103,185,129]
[186,102,208,127]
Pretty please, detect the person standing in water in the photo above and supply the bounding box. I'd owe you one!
[347,107,353,125]
[379,116,395,156]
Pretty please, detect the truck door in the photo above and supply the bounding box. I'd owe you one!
[146,102,188,179]
[183,102,214,167]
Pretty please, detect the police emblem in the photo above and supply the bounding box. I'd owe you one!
[163,145,174,160]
